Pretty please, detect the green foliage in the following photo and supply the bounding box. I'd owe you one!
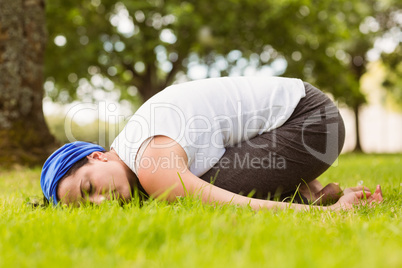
[45,0,399,107]
[0,154,401,267]
[382,44,402,105]
[44,0,401,152]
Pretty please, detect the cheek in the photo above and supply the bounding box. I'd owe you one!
[116,178,131,199]
[106,169,131,199]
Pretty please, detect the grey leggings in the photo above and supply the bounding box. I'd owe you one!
[199,82,345,203]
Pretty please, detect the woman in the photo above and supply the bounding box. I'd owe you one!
[41,76,383,210]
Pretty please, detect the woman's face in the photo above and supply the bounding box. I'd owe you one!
[57,151,134,206]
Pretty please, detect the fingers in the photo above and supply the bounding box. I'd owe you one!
[363,186,371,192]
[343,186,371,195]
[375,185,382,196]
[355,190,372,201]
[369,185,383,204]
[349,186,366,191]
[335,185,384,210]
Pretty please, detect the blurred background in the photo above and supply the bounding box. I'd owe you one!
[0,0,401,166]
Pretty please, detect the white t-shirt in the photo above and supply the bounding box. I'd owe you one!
[111,76,306,177]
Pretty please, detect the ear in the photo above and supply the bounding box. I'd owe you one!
[86,151,108,162]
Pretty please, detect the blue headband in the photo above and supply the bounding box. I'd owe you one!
[40,141,105,205]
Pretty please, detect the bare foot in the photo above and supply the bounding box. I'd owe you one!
[300,181,342,205]
[313,183,343,205]
[299,180,322,201]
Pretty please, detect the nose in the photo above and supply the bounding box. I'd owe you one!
[89,189,123,205]
[90,194,109,205]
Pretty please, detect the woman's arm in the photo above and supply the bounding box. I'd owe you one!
[137,136,378,211]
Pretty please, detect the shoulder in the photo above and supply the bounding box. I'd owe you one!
[137,135,188,175]
[136,135,191,200]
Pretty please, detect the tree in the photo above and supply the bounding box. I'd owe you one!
[45,0,349,103]
[0,0,56,166]
[45,0,400,152]
[380,2,402,107]
[344,0,401,151]
[382,44,402,106]
[281,0,400,152]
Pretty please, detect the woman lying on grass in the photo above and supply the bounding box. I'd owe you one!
[41,76,383,210]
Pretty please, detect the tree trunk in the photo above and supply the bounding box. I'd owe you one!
[0,0,57,167]
[352,104,363,152]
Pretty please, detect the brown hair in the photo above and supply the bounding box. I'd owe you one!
[55,156,90,201]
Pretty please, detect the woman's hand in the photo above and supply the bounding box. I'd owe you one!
[331,185,383,210]
[367,185,383,203]
[343,185,371,195]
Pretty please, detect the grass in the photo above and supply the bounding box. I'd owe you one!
[0,154,401,268]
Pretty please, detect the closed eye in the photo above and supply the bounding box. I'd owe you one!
[89,182,93,195]
[82,181,93,197]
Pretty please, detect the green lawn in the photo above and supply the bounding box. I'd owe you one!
[0,154,401,268]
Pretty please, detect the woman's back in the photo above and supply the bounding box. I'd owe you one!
[111,76,305,176]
